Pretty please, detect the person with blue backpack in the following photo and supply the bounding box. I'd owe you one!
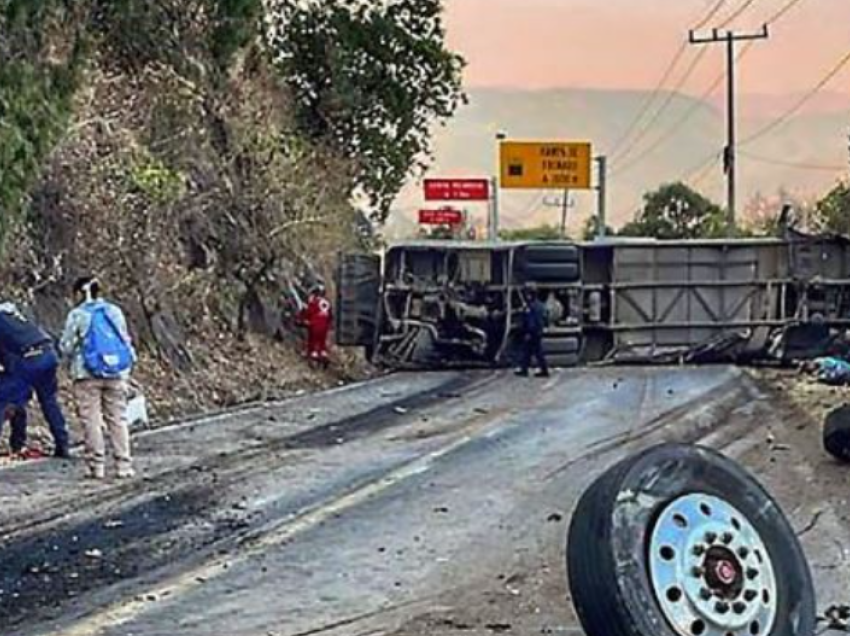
[60,277,137,479]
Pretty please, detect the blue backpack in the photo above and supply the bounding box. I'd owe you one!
[82,305,133,378]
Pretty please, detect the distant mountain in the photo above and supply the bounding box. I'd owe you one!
[387,87,848,238]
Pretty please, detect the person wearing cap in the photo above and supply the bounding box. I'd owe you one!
[298,284,333,366]
[0,302,71,458]
[515,287,550,378]
[60,277,136,479]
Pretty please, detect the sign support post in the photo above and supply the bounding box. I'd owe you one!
[595,156,608,240]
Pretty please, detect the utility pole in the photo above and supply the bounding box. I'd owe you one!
[491,131,507,241]
[489,175,500,241]
[595,156,607,240]
[689,26,769,233]
[543,190,574,238]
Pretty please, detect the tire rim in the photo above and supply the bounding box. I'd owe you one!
[649,494,778,636]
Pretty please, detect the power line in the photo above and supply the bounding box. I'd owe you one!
[740,47,850,146]
[608,0,812,179]
[717,0,761,28]
[610,42,755,179]
[688,25,771,228]
[687,152,725,188]
[739,149,849,172]
[695,0,734,30]
[611,0,810,171]
[605,0,731,159]
[605,43,690,159]
[610,46,711,165]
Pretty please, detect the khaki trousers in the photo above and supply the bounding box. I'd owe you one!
[73,379,132,474]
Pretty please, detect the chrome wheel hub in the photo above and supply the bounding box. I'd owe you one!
[649,494,778,636]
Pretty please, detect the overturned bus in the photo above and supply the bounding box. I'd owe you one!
[335,233,850,369]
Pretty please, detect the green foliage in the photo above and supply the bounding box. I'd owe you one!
[211,0,263,68]
[620,182,727,240]
[500,225,565,242]
[581,216,615,241]
[0,0,84,251]
[129,158,185,203]
[268,0,466,223]
[815,181,850,235]
[93,0,261,74]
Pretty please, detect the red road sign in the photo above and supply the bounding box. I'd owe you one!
[424,178,490,201]
[419,208,465,226]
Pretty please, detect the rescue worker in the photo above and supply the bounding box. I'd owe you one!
[0,302,71,457]
[298,284,333,366]
[515,288,550,378]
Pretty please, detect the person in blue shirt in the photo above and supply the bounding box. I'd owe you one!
[0,302,71,457]
[515,288,550,378]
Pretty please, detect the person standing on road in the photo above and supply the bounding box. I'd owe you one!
[0,302,72,458]
[60,277,136,479]
[298,284,333,367]
[515,288,550,378]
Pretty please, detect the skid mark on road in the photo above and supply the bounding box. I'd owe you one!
[45,411,518,636]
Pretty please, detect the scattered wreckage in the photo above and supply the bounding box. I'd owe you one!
[336,231,850,370]
[567,444,848,636]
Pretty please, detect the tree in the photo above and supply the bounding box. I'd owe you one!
[581,216,615,241]
[620,182,726,239]
[266,0,466,223]
[814,181,850,235]
[500,225,564,242]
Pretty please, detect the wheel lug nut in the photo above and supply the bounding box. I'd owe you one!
[693,545,706,556]
[746,568,759,580]
[691,566,705,578]
[705,532,718,544]
[744,590,758,602]
[733,602,747,614]
[699,588,713,600]
[738,547,750,559]
[715,601,730,614]
[722,532,734,544]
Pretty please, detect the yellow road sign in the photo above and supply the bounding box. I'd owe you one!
[500,141,592,190]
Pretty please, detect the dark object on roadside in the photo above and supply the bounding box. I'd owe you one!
[567,444,815,636]
[773,323,847,364]
[821,605,850,632]
[824,405,850,463]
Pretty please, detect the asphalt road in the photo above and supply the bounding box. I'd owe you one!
[0,366,842,636]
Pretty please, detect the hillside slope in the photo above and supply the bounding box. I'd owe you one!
[389,87,848,236]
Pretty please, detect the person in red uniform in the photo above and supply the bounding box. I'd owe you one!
[298,285,333,365]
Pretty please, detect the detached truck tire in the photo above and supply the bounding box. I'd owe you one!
[567,444,815,636]
[824,405,850,463]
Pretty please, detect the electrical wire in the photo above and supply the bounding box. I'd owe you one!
[610,46,711,165]
[739,149,849,172]
[610,0,811,172]
[694,0,734,30]
[605,0,731,159]
[687,152,725,188]
[717,0,761,28]
[610,42,755,178]
[740,47,850,146]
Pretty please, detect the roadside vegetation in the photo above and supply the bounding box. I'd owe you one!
[0,0,464,421]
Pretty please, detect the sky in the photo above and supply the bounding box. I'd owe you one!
[444,0,850,97]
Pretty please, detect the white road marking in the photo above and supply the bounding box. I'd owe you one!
[47,421,507,636]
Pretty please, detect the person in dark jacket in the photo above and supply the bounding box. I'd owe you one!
[516,288,550,378]
[0,373,32,455]
[0,302,71,457]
